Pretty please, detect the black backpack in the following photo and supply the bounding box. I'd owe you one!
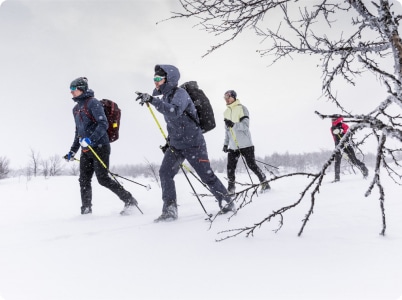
[82,98,121,143]
[179,81,216,134]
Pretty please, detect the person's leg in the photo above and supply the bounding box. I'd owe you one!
[155,148,183,221]
[184,145,234,212]
[78,151,94,214]
[241,146,270,191]
[227,150,240,193]
[345,146,368,177]
[92,145,135,203]
[334,150,341,181]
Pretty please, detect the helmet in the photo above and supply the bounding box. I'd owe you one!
[70,77,88,92]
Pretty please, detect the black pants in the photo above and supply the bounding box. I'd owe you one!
[79,144,132,209]
[227,146,265,184]
[334,145,366,179]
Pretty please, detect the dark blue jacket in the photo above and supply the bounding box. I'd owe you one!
[151,64,204,149]
[70,89,109,153]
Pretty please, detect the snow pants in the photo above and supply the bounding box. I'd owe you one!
[159,144,231,211]
[334,145,367,180]
[227,146,266,184]
[79,144,132,209]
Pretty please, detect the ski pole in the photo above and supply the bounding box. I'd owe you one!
[255,159,279,169]
[72,157,150,189]
[87,145,143,214]
[143,101,212,220]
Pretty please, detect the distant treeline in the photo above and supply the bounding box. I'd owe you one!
[110,150,378,178]
[0,150,380,179]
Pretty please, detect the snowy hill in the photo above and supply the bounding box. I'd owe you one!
[0,171,401,300]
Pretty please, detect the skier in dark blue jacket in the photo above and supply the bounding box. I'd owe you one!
[64,77,138,215]
[136,65,235,222]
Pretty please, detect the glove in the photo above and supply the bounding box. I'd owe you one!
[332,128,342,135]
[63,151,75,162]
[223,145,228,153]
[80,137,92,147]
[224,119,235,128]
[160,143,169,154]
[135,92,153,106]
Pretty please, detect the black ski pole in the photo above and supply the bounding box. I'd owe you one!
[73,158,151,190]
[110,172,151,190]
[255,159,279,169]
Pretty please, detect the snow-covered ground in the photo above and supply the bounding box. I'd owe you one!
[0,169,401,300]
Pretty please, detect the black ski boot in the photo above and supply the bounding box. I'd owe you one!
[154,201,178,222]
[81,206,92,215]
[120,197,138,216]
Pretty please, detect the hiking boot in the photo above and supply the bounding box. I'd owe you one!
[154,202,178,223]
[260,181,271,193]
[220,200,236,214]
[120,197,138,216]
[227,182,236,195]
[81,206,92,215]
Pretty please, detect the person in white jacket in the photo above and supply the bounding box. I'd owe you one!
[222,90,270,194]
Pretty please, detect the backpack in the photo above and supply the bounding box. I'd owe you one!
[82,98,121,143]
[179,81,216,134]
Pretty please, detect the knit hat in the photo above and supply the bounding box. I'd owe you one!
[70,77,88,92]
[225,90,237,99]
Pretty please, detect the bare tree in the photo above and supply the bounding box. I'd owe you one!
[169,0,402,237]
[0,156,10,179]
[49,155,63,176]
[41,159,50,178]
[28,148,41,177]
[68,163,79,176]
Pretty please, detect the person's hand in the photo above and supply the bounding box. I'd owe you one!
[332,128,342,135]
[160,143,169,154]
[80,137,92,147]
[135,92,153,106]
[223,145,228,153]
[63,151,75,162]
[224,119,235,128]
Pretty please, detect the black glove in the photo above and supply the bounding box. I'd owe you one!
[160,143,169,154]
[135,91,153,106]
[63,151,75,162]
[224,119,235,128]
[223,145,228,153]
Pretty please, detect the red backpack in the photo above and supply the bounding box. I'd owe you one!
[82,98,121,143]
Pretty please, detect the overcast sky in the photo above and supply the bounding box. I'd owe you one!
[0,0,397,169]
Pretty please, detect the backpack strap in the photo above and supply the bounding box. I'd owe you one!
[79,98,97,123]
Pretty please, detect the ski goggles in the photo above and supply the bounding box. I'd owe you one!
[153,76,165,82]
[70,86,78,91]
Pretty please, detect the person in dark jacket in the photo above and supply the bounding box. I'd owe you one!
[64,77,138,215]
[222,90,270,194]
[331,116,368,182]
[135,64,235,222]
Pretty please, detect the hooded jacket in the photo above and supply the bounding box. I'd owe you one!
[330,116,349,145]
[151,64,204,149]
[70,89,109,153]
[223,99,253,150]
